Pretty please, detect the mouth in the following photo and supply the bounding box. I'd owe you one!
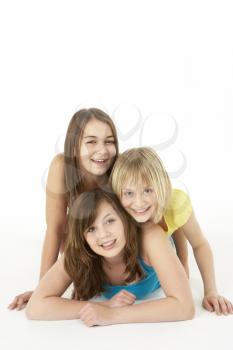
[100,239,117,250]
[131,207,151,215]
[91,159,109,166]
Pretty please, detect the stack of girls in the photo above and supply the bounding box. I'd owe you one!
[8,108,233,326]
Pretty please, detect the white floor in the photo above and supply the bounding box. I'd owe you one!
[1,232,232,350]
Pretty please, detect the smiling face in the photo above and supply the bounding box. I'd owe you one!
[79,118,117,177]
[84,201,126,260]
[121,182,157,223]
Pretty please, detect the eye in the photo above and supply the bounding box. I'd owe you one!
[105,140,115,144]
[87,226,96,233]
[123,191,133,197]
[106,218,115,225]
[86,140,96,144]
[144,188,153,194]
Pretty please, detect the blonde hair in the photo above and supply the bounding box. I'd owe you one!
[110,147,172,223]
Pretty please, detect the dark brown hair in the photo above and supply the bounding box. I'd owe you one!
[64,108,119,206]
[63,188,143,300]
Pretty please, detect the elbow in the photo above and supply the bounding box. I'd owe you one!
[25,305,36,320]
[184,302,195,320]
[25,302,38,320]
[25,297,43,320]
[180,297,195,321]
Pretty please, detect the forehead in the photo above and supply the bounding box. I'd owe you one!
[122,180,152,190]
[83,118,113,138]
[94,200,117,220]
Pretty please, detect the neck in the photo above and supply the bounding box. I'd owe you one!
[84,173,109,190]
[103,251,124,268]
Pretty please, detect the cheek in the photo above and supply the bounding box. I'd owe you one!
[80,144,93,158]
[85,235,96,250]
[150,195,158,207]
[109,145,117,158]
[120,198,129,208]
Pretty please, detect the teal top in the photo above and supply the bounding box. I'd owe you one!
[102,258,161,300]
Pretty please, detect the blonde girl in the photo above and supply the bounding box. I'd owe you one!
[111,147,233,316]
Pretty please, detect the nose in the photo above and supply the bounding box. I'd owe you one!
[97,226,111,241]
[95,142,108,155]
[134,193,145,208]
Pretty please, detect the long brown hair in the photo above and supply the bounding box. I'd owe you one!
[63,188,143,300]
[64,108,119,206]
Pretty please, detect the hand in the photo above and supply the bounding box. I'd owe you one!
[79,303,114,327]
[8,291,33,311]
[202,291,233,315]
[107,290,136,308]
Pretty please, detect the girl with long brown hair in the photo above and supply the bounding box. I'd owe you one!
[26,188,194,326]
[8,108,119,310]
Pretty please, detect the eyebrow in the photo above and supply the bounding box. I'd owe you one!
[83,135,114,139]
[103,212,115,220]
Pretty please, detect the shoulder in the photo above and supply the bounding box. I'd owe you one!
[141,222,168,250]
[49,153,65,170]
[141,223,173,265]
[165,188,193,229]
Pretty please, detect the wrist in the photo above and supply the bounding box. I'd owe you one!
[204,288,218,296]
[101,300,110,307]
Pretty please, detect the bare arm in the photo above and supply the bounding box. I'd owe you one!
[26,256,89,320]
[40,154,68,279]
[172,230,189,277]
[178,211,233,315]
[78,226,195,326]
[106,227,195,324]
[8,154,68,311]
[178,211,217,295]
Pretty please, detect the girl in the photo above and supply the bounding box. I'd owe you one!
[110,147,233,316]
[26,189,194,325]
[8,108,119,310]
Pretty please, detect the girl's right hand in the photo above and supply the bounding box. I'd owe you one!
[8,291,33,311]
[107,290,136,308]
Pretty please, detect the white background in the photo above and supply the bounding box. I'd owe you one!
[0,1,232,349]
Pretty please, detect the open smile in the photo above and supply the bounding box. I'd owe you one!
[91,159,109,165]
[131,207,151,215]
[100,239,117,250]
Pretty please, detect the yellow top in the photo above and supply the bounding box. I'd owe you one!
[164,189,193,236]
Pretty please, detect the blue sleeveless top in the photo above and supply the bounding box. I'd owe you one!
[102,258,161,300]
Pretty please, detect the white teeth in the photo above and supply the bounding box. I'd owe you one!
[101,240,115,247]
[134,208,148,213]
[92,159,106,163]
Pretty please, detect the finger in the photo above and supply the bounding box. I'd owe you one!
[79,305,93,319]
[16,298,26,311]
[8,296,19,309]
[85,317,95,327]
[121,290,136,299]
[218,297,228,315]
[119,296,136,304]
[225,300,233,314]
[120,291,136,301]
[202,298,214,312]
[79,303,91,316]
[81,311,95,327]
[119,291,136,303]
[211,299,221,315]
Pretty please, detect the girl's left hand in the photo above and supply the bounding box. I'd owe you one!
[79,303,113,327]
[202,292,233,315]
